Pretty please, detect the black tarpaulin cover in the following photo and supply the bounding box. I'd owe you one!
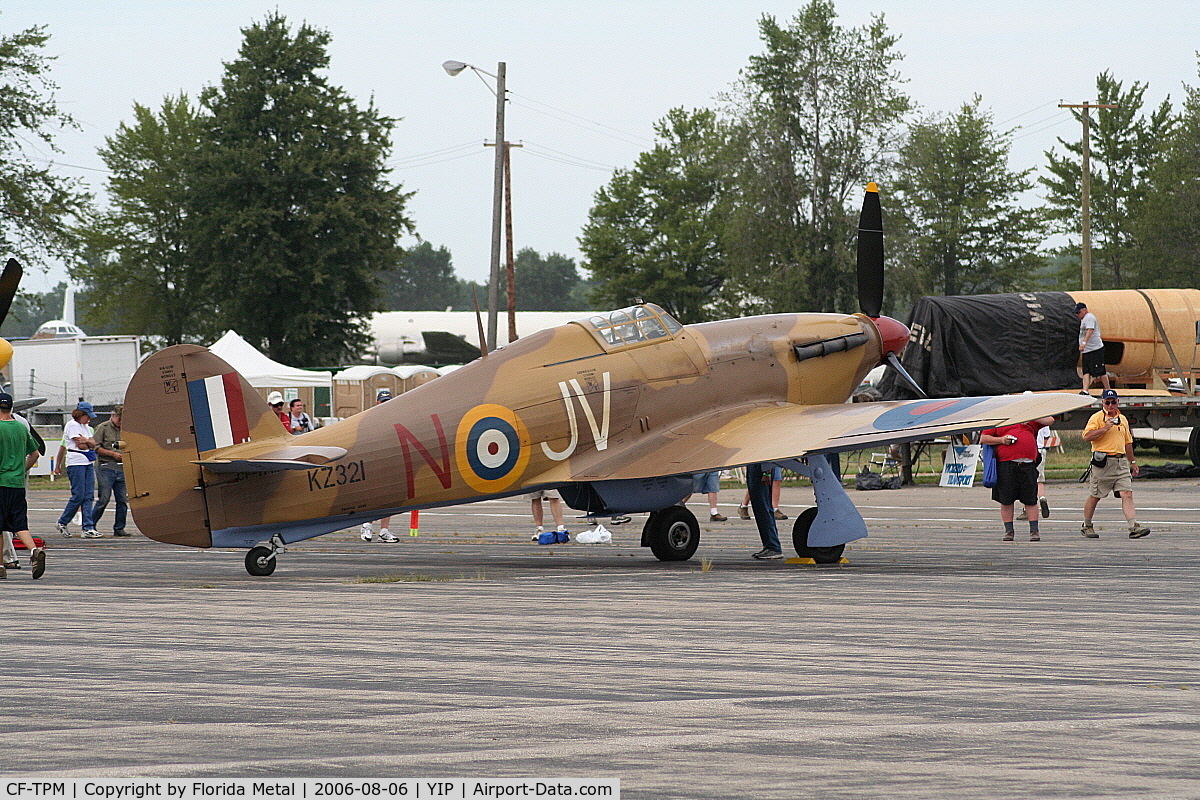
[878,292,1081,399]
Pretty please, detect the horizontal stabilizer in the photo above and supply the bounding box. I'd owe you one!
[194,444,348,473]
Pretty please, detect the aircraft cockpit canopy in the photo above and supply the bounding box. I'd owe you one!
[583,303,683,349]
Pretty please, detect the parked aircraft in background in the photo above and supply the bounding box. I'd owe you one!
[122,186,1091,575]
[30,285,86,339]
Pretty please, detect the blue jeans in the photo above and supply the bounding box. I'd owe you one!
[59,463,96,530]
[746,463,781,552]
[94,464,128,532]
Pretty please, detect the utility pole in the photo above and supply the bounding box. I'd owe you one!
[486,140,522,343]
[487,62,506,352]
[1059,101,1118,291]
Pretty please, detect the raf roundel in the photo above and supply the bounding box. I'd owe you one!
[455,404,532,493]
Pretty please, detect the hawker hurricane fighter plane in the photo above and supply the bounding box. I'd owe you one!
[122,186,1091,575]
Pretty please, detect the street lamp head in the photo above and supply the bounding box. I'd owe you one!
[442,60,469,77]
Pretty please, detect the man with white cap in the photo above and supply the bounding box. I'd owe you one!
[267,391,292,433]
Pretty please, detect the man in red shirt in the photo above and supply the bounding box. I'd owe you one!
[981,416,1057,541]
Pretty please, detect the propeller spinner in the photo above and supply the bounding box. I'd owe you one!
[856,184,927,399]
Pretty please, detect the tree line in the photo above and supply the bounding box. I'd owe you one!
[2,3,1199,366]
[582,2,1200,322]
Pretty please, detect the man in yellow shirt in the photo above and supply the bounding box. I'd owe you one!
[1080,389,1149,539]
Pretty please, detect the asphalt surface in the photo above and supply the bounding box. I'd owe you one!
[5,477,1200,799]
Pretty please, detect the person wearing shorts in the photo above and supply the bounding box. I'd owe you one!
[0,392,46,579]
[528,488,568,543]
[1076,302,1111,394]
[1081,389,1149,539]
[687,470,727,522]
[981,416,1055,541]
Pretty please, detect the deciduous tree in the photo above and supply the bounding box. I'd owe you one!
[0,25,90,269]
[1040,72,1174,289]
[75,96,211,345]
[189,13,414,365]
[580,107,727,323]
[890,97,1045,301]
[378,241,458,310]
[722,1,911,313]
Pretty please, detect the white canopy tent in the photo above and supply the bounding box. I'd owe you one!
[209,330,333,389]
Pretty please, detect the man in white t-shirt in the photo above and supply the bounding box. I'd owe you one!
[53,401,100,538]
[1076,302,1111,394]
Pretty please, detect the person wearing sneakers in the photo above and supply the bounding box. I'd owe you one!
[1081,389,1149,539]
[360,389,399,543]
[0,392,47,579]
[528,489,569,544]
[746,462,784,559]
[687,470,728,522]
[981,416,1056,541]
[2,410,43,572]
[92,406,130,537]
[54,401,100,539]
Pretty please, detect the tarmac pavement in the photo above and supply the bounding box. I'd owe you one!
[4,478,1200,798]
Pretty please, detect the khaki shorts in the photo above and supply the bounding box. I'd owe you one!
[526,489,561,501]
[1088,456,1132,498]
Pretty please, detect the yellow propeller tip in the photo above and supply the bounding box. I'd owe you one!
[866,182,878,193]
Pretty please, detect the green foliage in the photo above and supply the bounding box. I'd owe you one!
[1132,74,1200,289]
[890,97,1046,303]
[379,241,459,310]
[188,13,414,366]
[722,1,911,313]
[0,282,63,338]
[504,247,584,311]
[1040,72,1175,289]
[74,96,211,345]
[581,107,728,323]
[0,25,91,269]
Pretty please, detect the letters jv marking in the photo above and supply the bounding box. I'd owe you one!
[541,372,611,461]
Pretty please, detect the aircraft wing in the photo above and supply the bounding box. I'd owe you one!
[573,393,1092,481]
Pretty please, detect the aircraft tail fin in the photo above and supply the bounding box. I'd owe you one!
[124,344,289,548]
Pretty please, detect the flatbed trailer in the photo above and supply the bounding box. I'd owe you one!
[1050,390,1200,464]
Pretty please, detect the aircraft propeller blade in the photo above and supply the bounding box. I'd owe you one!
[0,259,22,328]
[884,351,928,399]
[856,183,884,319]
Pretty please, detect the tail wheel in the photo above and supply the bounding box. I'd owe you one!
[245,545,277,576]
[644,506,700,561]
[792,507,845,564]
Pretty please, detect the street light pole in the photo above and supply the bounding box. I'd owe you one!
[444,59,507,352]
[487,62,506,352]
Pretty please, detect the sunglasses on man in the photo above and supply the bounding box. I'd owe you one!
[1102,399,1119,405]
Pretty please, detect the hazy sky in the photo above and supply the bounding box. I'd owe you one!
[5,1,1199,294]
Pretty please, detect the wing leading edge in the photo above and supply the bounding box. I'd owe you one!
[570,393,1092,482]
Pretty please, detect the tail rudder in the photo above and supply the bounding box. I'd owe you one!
[124,344,286,547]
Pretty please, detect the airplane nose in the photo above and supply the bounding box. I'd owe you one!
[872,315,911,358]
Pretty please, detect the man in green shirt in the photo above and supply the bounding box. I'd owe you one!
[0,392,46,579]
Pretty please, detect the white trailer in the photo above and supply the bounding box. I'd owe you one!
[9,335,141,408]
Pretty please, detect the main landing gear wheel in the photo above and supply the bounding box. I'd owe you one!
[645,506,700,561]
[245,545,277,576]
[792,507,845,564]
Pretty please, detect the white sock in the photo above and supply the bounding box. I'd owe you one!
[710,508,719,515]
